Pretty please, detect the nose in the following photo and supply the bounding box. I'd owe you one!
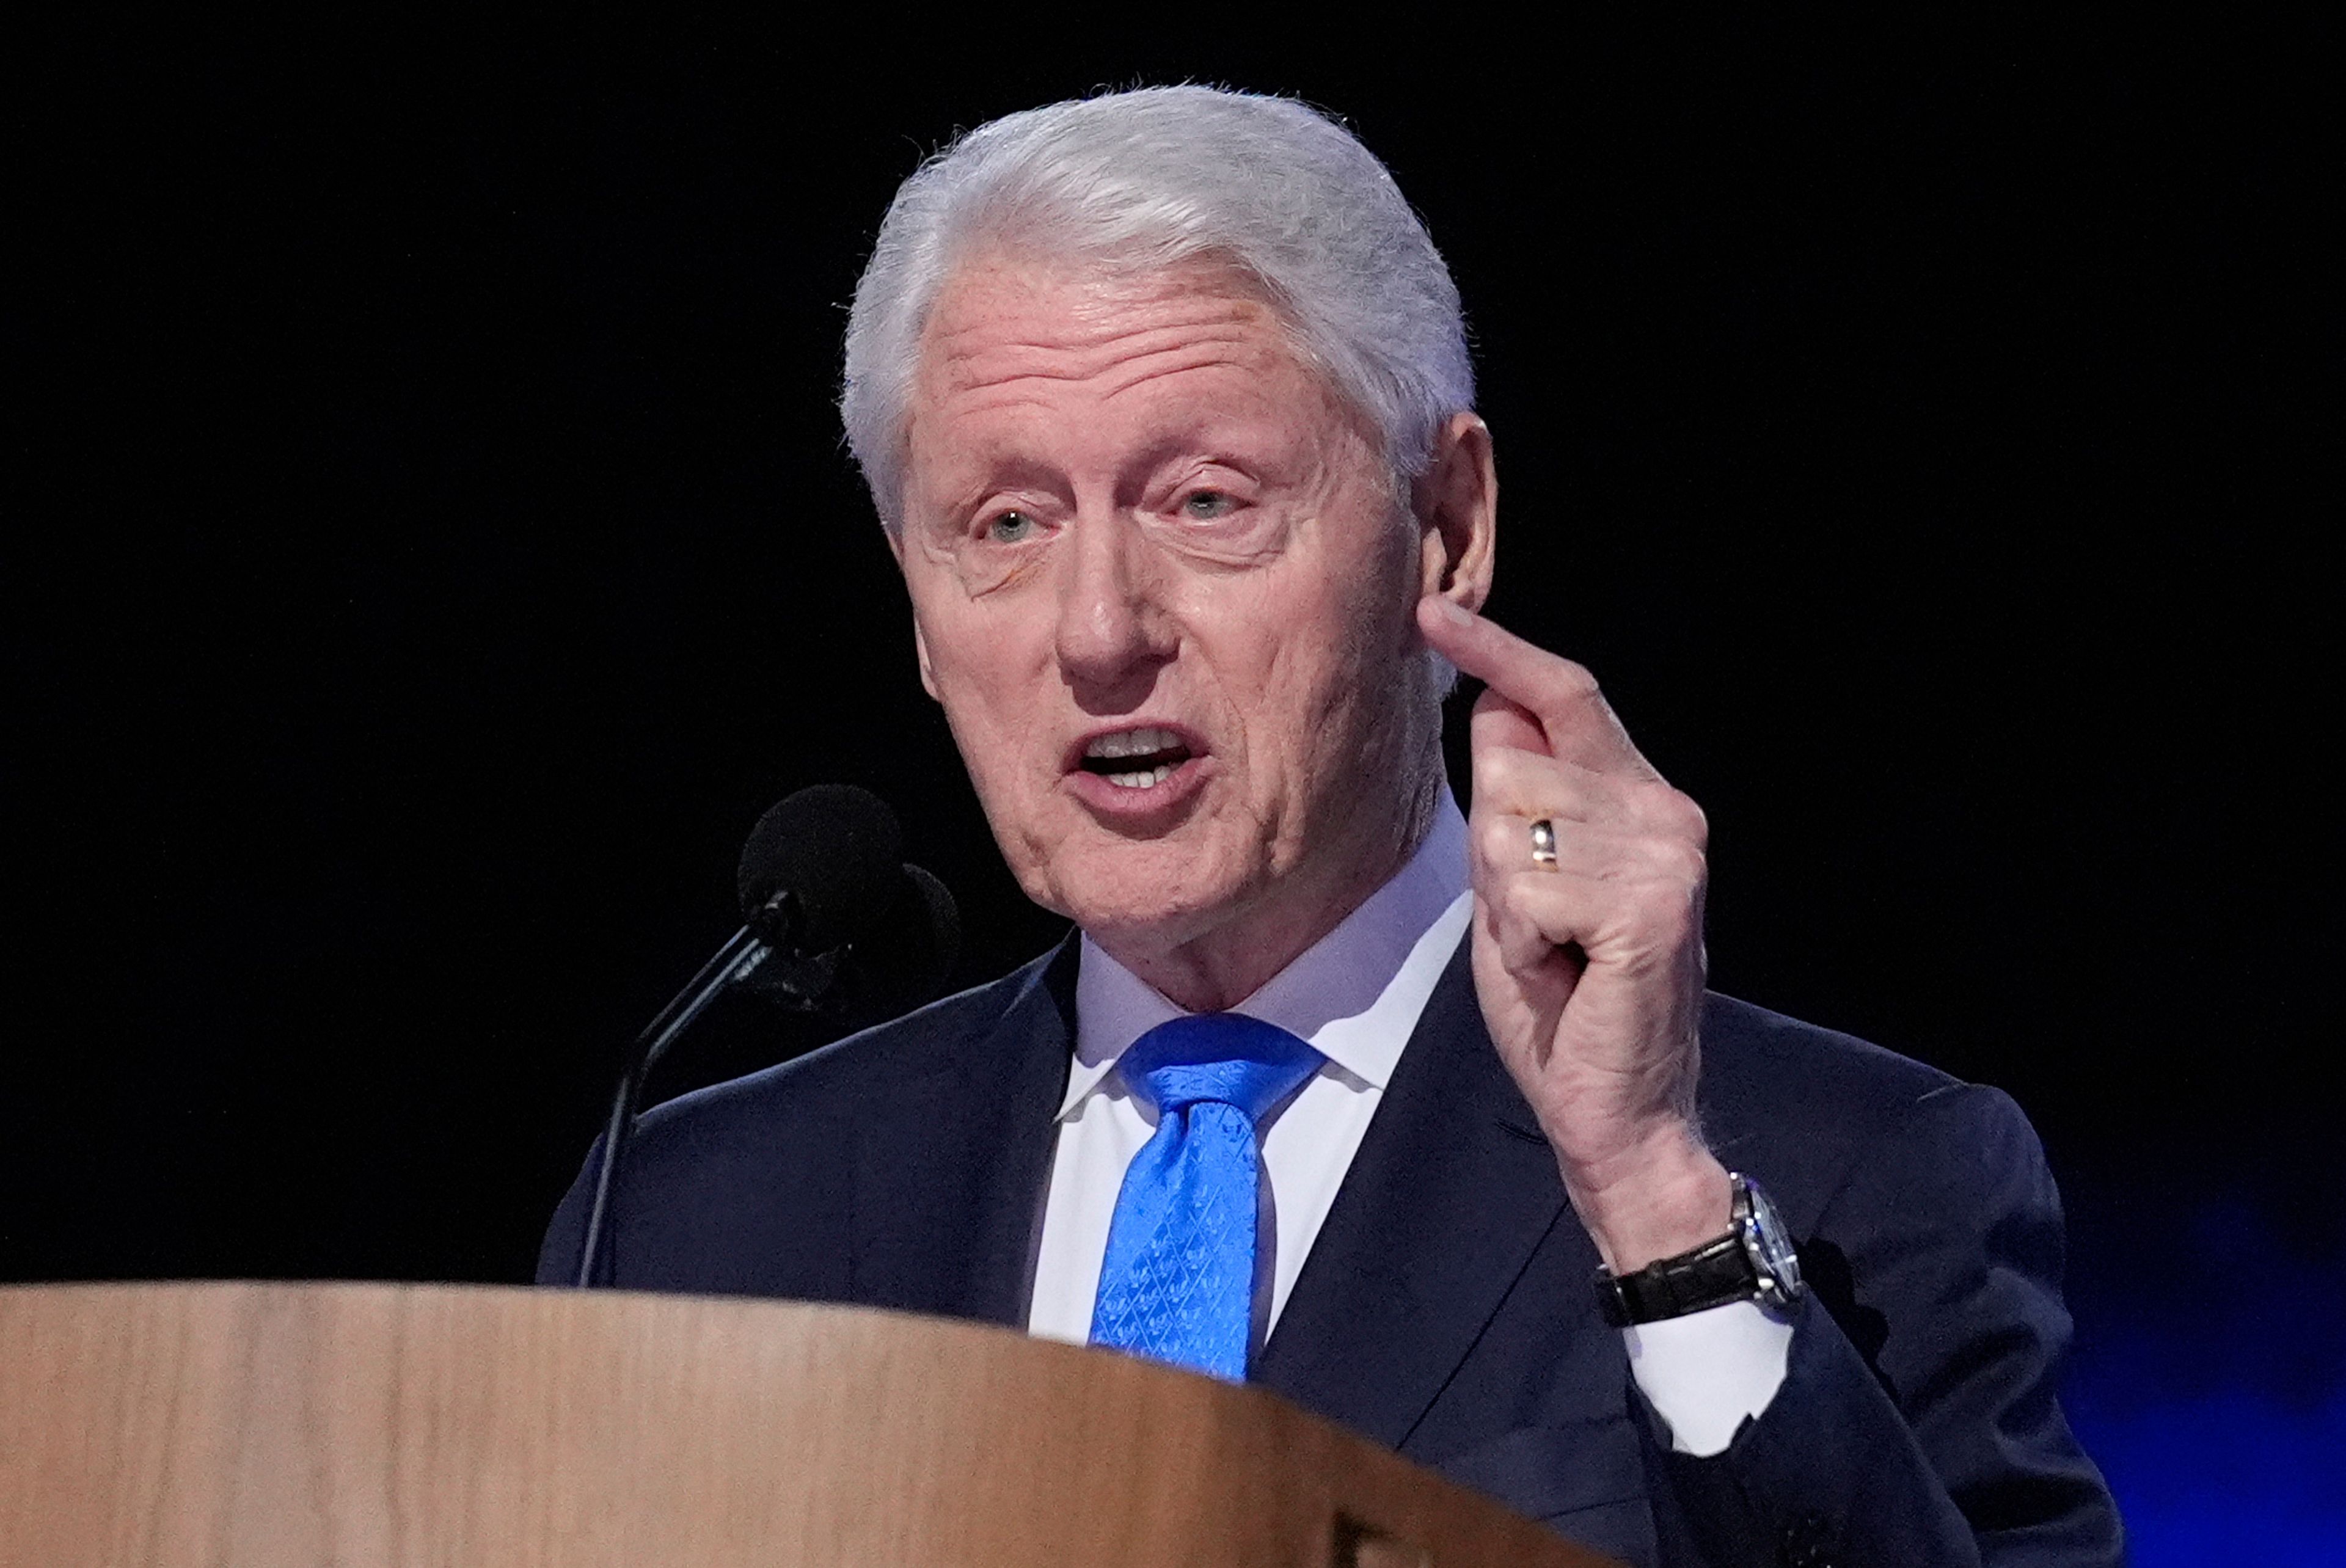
[1053,509,1176,699]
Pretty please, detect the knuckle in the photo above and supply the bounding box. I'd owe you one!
[1631,877,1703,936]
[1549,660,1602,707]
[1654,835,1708,886]
[1485,883,1541,943]
[1478,814,1528,867]
[1475,746,1526,795]
[1637,782,1708,846]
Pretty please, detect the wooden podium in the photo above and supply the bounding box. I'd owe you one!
[0,1283,1615,1567]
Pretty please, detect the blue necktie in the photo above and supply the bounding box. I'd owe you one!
[1087,1013,1323,1382]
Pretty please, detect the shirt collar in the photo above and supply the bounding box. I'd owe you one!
[1063,792,1472,1118]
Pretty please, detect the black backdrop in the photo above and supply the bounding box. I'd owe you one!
[10,16,2337,1554]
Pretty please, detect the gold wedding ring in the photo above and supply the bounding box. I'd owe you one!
[1528,819,1559,870]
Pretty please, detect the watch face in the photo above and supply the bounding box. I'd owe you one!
[1739,1176,1804,1304]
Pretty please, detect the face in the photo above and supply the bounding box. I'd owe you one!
[893,254,1476,982]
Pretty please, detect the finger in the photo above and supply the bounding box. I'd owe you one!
[1474,749,1708,849]
[1487,865,1705,982]
[1469,743,1637,828]
[1471,684,1549,760]
[1481,880,1580,983]
[1472,810,1700,890]
[1420,597,1655,777]
[1472,838,1587,965]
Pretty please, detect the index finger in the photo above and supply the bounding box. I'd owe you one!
[1419,596,1656,777]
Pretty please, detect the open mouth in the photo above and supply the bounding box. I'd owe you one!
[1076,725,1196,790]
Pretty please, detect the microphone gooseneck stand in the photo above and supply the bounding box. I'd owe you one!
[571,784,952,1291]
[572,897,847,1289]
[572,922,759,1288]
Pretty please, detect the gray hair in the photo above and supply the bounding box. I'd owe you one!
[840,85,1475,530]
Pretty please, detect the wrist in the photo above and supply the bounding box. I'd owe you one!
[1598,1172,1806,1327]
[1557,1121,1731,1274]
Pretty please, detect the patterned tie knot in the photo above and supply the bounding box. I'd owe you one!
[1119,1013,1322,1126]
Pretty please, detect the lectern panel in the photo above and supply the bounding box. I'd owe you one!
[0,1283,1613,1567]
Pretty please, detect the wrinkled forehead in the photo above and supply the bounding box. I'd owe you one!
[933,261,1271,393]
[916,249,1301,379]
[901,250,1381,486]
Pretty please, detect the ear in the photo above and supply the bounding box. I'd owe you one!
[1412,411,1497,615]
[912,616,940,701]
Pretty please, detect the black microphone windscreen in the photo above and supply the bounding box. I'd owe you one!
[892,862,960,999]
[736,786,905,954]
[905,862,960,975]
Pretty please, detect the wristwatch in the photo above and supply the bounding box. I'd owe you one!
[1596,1172,1804,1326]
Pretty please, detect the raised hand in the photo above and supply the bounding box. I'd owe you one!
[1417,596,1731,1272]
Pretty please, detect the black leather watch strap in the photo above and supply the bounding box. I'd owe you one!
[1595,1230,1756,1327]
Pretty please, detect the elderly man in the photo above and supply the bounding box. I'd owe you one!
[544,87,2119,1565]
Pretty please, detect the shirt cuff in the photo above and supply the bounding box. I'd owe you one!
[1620,1299,1795,1457]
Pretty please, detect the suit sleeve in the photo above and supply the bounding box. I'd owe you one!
[1650,1084,2122,1567]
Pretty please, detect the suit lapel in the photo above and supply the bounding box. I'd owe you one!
[1255,937,1574,1447]
[849,937,1077,1327]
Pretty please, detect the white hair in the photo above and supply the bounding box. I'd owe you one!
[840,85,1475,530]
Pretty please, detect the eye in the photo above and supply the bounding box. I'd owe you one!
[1179,490,1237,521]
[984,509,1038,543]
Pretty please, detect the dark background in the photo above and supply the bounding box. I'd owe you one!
[10,16,2337,1560]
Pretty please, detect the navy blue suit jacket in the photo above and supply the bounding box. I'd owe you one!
[541,936,2121,1567]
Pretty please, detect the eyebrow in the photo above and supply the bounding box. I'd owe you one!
[916,414,1297,508]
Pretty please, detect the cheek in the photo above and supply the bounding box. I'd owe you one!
[1235,594,1387,781]
[912,573,1034,701]
[914,604,1061,800]
[1294,550,1427,757]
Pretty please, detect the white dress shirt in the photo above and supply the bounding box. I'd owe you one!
[1025,792,1791,1457]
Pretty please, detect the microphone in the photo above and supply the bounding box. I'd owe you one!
[729,785,960,1018]
[739,783,905,953]
[571,786,959,1288]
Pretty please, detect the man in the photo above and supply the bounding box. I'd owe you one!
[543,87,2119,1566]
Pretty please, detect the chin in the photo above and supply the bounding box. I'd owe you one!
[1037,847,1255,954]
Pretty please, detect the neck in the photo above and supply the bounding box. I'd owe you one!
[1103,764,1445,1013]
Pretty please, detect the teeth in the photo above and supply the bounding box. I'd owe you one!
[1085,726,1182,760]
[1105,764,1177,790]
